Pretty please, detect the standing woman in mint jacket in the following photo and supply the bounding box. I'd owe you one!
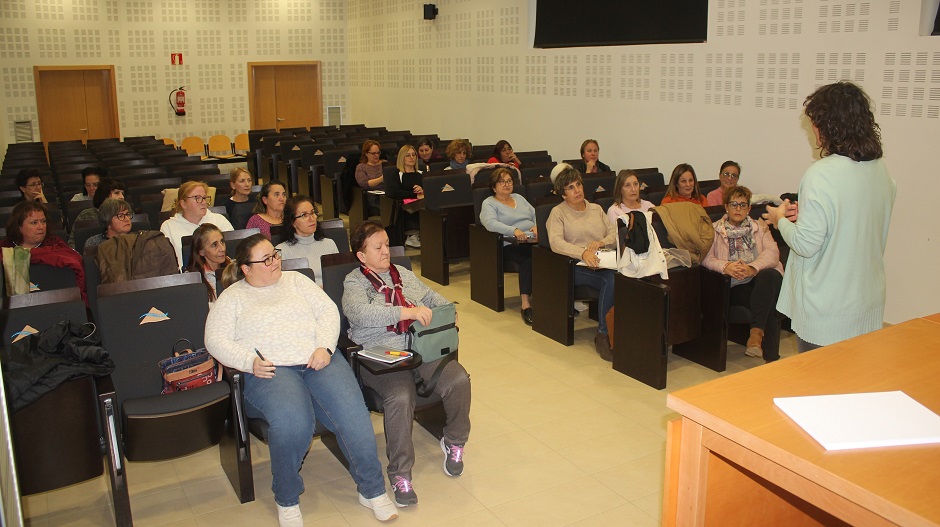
[765,81,896,352]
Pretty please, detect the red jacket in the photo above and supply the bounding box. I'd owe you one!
[1,235,87,304]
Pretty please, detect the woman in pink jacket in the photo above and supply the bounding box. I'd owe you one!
[702,186,783,361]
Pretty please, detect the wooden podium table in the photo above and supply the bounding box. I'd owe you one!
[664,314,940,526]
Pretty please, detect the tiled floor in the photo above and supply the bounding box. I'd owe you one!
[21,254,797,526]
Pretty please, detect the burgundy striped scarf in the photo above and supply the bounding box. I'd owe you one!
[359,264,415,334]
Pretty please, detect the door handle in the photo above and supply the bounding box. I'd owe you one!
[80,128,88,132]
[276,117,285,122]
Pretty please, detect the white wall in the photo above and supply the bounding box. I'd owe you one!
[0,0,349,148]
[346,0,940,324]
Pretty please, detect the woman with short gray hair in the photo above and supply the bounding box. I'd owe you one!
[84,198,134,250]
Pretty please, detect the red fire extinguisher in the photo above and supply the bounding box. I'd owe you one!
[168,86,186,116]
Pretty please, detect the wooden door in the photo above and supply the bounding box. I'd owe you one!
[34,66,119,144]
[248,62,322,131]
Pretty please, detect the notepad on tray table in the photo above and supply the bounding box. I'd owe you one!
[358,347,413,364]
[774,391,940,451]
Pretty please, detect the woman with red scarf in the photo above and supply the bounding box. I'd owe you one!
[342,220,471,509]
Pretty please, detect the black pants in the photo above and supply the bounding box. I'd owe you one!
[728,268,782,332]
[502,244,533,296]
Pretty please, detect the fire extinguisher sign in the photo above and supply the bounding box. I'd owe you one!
[170,53,183,65]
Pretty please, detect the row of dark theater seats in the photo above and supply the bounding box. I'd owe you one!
[2,241,443,526]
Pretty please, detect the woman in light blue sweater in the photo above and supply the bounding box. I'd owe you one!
[766,81,896,351]
[479,168,537,325]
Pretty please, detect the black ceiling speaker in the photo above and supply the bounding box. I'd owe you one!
[423,4,438,20]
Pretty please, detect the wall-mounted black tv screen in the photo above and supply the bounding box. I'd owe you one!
[534,0,708,49]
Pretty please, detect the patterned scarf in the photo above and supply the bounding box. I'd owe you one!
[724,217,759,264]
[360,264,415,334]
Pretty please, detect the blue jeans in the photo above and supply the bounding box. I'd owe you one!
[573,266,616,334]
[243,359,386,507]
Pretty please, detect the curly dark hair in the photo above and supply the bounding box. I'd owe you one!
[804,81,883,162]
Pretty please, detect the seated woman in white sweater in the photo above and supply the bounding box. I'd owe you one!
[205,234,397,526]
[547,166,618,362]
[275,196,338,286]
[479,167,537,325]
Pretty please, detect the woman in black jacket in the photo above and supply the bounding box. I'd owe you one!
[384,145,424,248]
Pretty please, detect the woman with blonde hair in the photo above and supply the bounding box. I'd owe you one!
[216,166,255,229]
[385,145,424,248]
[160,180,233,269]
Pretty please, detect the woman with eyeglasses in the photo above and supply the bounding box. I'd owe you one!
[275,195,338,286]
[83,199,134,250]
[15,168,48,203]
[208,234,399,525]
[703,186,783,361]
[706,161,742,206]
[480,168,537,325]
[160,180,233,270]
[185,223,231,303]
[68,178,127,249]
[384,145,424,248]
[355,140,385,190]
[246,180,287,239]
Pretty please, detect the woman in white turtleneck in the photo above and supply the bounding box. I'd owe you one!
[275,195,338,286]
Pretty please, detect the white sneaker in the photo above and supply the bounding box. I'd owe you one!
[359,492,399,521]
[405,234,421,248]
[573,301,588,312]
[277,504,303,527]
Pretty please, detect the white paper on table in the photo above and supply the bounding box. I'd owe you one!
[774,391,940,451]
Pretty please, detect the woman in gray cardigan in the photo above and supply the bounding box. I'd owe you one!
[342,220,471,509]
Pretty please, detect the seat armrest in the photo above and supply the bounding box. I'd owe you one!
[337,334,363,361]
[222,366,249,446]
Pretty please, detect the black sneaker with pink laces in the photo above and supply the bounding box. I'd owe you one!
[391,475,417,507]
[440,437,465,477]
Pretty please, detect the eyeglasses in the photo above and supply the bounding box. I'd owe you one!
[294,211,320,220]
[497,179,513,186]
[26,182,44,188]
[367,150,381,156]
[721,172,740,180]
[246,248,282,267]
[727,201,750,210]
[185,195,211,204]
[115,212,132,221]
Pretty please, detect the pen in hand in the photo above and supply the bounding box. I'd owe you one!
[255,348,267,361]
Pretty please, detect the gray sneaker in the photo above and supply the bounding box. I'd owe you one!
[440,437,465,477]
[391,476,417,507]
